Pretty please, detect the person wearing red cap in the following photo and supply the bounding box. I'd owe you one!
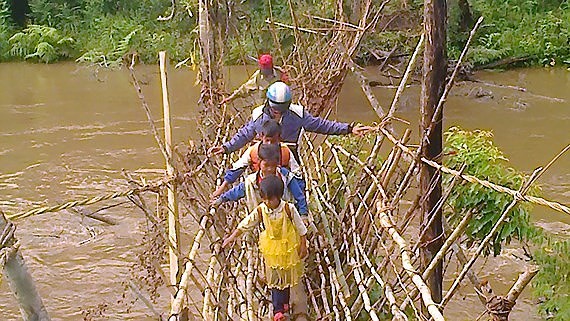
[222,54,289,105]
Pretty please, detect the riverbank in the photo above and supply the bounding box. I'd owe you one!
[1,0,569,68]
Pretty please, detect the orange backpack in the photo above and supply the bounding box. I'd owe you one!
[250,143,291,171]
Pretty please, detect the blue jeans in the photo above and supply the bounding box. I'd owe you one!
[271,287,290,313]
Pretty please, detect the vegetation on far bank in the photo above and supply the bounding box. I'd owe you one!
[0,0,569,67]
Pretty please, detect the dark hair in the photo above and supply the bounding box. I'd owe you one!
[258,143,281,164]
[259,175,284,199]
[261,119,282,138]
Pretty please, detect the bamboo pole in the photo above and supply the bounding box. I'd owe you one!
[202,254,216,320]
[349,216,382,321]
[0,212,51,321]
[440,167,541,308]
[399,208,474,311]
[354,239,408,320]
[377,204,445,321]
[245,243,256,321]
[379,127,570,216]
[314,249,332,317]
[309,180,351,299]
[160,51,181,293]
[387,33,424,119]
[169,215,209,320]
[505,266,539,302]
[485,266,539,321]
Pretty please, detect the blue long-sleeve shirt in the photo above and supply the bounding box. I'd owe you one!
[222,104,351,153]
[219,167,308,215]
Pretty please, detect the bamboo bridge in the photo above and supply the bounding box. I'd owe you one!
[2,1,570,320]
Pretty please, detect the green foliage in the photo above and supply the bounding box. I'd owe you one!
[1,0,195,64]
[443,127,540,256]
[533,239,570,320]
[354,282,392,320]
[448,0,570,66]
[8,24,74,63]
[0,0,12,60]
[76,21,141,68]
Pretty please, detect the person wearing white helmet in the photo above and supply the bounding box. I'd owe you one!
[209,81,372,161]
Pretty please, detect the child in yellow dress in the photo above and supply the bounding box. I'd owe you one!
[222,175,308,321]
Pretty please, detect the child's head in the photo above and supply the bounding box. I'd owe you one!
[259,175,284,202]
[260,119,281,144]
[258,143,280,176]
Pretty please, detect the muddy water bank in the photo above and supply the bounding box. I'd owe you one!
[0,63,568,320]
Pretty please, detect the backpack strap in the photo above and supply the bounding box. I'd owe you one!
[280,144,291,167]
[257,206,263,222]
[250,142,261,171]
[284,203,293,222]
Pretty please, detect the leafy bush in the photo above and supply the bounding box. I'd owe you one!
[533,239,570,320]
[75,19,141,68]
[0,0,12,60]
[449,0,570,66]
[9,24,74,63]
[443,127,540,255]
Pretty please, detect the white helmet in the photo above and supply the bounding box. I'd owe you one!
[266,81,292,112]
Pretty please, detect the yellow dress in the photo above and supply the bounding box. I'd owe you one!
[257,203,304,290]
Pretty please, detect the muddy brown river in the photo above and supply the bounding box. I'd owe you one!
[0,63,568,320]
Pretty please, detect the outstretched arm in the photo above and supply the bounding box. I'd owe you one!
[222,71,260,104]
[222,208,261,248]
[302,112,351,135]
[211,182,245,206]
[222,120,258,154]
[302,112,373,137]
[222,229,243,249]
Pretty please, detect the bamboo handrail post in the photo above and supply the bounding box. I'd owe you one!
[350,257,381,321]
[355,239,408,320]
[386,34,425,121]
[399,204,473,311]
[305,278,322,319]
[424,209,472,279]
[314,250,333,317]
[169,215,209,318]
[381,129,412,187]
[245,244,256,321]
[159,52,182,294]
[310,181,351,298]
[377,205,445,321]
[348,59,387,119]
[349,216,382,321]
[323,250,352,321]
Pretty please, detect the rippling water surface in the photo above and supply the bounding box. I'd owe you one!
[0,63,568,320]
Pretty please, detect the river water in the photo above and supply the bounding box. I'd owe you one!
[0,63,568,320]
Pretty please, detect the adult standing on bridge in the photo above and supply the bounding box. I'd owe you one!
[209,81,372,161]
[221,54,289,105]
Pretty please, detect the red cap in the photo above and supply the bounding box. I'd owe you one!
[258,54,273,70]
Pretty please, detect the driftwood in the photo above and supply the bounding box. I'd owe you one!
[0,212,51,321]
[474,56,531,70]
